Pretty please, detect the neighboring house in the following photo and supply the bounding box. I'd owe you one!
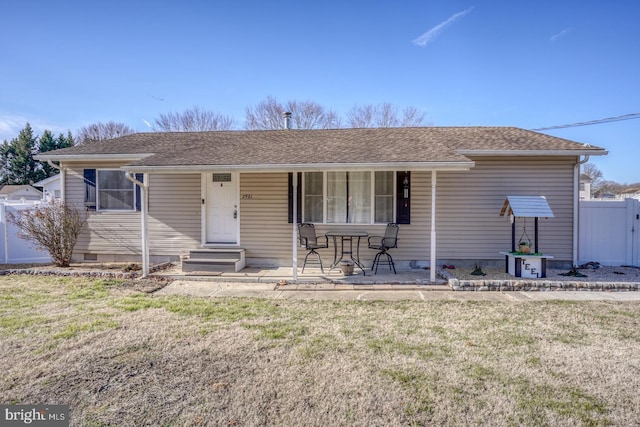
[616,188,640,201]
[579,174,592,200]
[0,184,43,201]
[35,127,607,278]
[33,174,62,200]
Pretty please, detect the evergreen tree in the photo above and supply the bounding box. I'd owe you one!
[39,130,74,177]
[0,124,74,185]
[0,123,40,185]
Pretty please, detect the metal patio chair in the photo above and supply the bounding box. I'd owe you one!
[368,223,399,274]
[298,223,329,273]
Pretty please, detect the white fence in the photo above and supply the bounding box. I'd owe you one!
[0,201,51,264]
[578,199,640,267]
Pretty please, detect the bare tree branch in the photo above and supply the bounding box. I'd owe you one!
[581,163,603,184]
[345,105,375,128]
[400,106,428,127]
[244,96,285,130]
[245,96,341,130]
[346,103,427,128]
[153,106,235,132]
[76,121,135,144]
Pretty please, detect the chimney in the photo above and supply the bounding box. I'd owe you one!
[283,112,292,130]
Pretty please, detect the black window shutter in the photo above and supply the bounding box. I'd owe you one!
[287,172,302,223]
[396,171,410,224]
[83,169,96,210]
[135,173,143,211]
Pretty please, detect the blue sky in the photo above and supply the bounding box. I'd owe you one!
[1,1,639,183]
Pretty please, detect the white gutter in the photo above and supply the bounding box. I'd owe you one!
[573,155,590,266]
[35,153,153,161]
[120,162,475,174]
[47,160,65,202]
[125,172,149,277]
[458,149,608,156]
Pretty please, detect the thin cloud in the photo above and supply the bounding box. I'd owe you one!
[412,6,474,47]
[0,113,69,141]
[551,28,572,42]
[143,119,152,129]
[0,114,34,141]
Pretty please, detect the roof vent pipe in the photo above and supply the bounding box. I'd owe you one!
[283,112,292,130]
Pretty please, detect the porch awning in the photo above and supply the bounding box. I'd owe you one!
[499,196,554,218]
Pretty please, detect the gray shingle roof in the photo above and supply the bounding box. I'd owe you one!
[0,184,42,196]
[36,127,606,170]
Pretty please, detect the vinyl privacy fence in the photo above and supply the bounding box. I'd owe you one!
[0,201,51,264]
[578,198,640,267]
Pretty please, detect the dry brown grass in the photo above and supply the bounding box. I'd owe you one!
[1,275,639,426]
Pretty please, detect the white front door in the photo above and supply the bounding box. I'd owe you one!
[206,173,238,244]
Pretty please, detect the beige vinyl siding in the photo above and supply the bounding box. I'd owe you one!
[238,158,575,266]
[239,173,296,263]
[435,156,575,262]
[64,161,142,255]
[64,163,201,258]
[393,171,431,263]
[238,172,423,266]
[147,174,201,255]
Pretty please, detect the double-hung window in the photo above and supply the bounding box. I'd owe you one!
[84,169,142,211]
[92,170,136,211]
[302,171,397,224]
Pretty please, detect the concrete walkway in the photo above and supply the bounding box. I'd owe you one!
[151,265,640,301]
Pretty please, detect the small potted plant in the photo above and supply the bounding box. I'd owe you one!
[340,260,354,276]
[518,241,531,254]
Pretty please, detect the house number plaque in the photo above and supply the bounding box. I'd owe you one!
[241,194,253,200]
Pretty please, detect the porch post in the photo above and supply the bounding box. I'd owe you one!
[141,173,149,278]
[430,170,437,283]
[125,172,149,277]
[292,172,298,281]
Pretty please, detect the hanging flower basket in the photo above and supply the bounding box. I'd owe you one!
[518,242,531,253]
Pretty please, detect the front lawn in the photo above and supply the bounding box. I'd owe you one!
[1,275,638,426]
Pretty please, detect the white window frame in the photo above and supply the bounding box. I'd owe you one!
[96,169,136,212]
[301,171,396,224]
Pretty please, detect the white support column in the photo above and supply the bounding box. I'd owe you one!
[125,172,149,277]
[430,170,437,283]
[292,172,298,281]
[141,173,149,277]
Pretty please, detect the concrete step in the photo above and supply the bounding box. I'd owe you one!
[182,249,246,273]
[188,249,245,260]
[182,259,235,273]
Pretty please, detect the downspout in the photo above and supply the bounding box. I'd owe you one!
[430,170,437,283]
[574,155,590,266]
[47,160,65,202]
[125,172,149,277]
[2,204,8,264]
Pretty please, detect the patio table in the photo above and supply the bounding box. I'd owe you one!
[326,230,368,275]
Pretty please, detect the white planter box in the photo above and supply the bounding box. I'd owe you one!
[500,252,554,278]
